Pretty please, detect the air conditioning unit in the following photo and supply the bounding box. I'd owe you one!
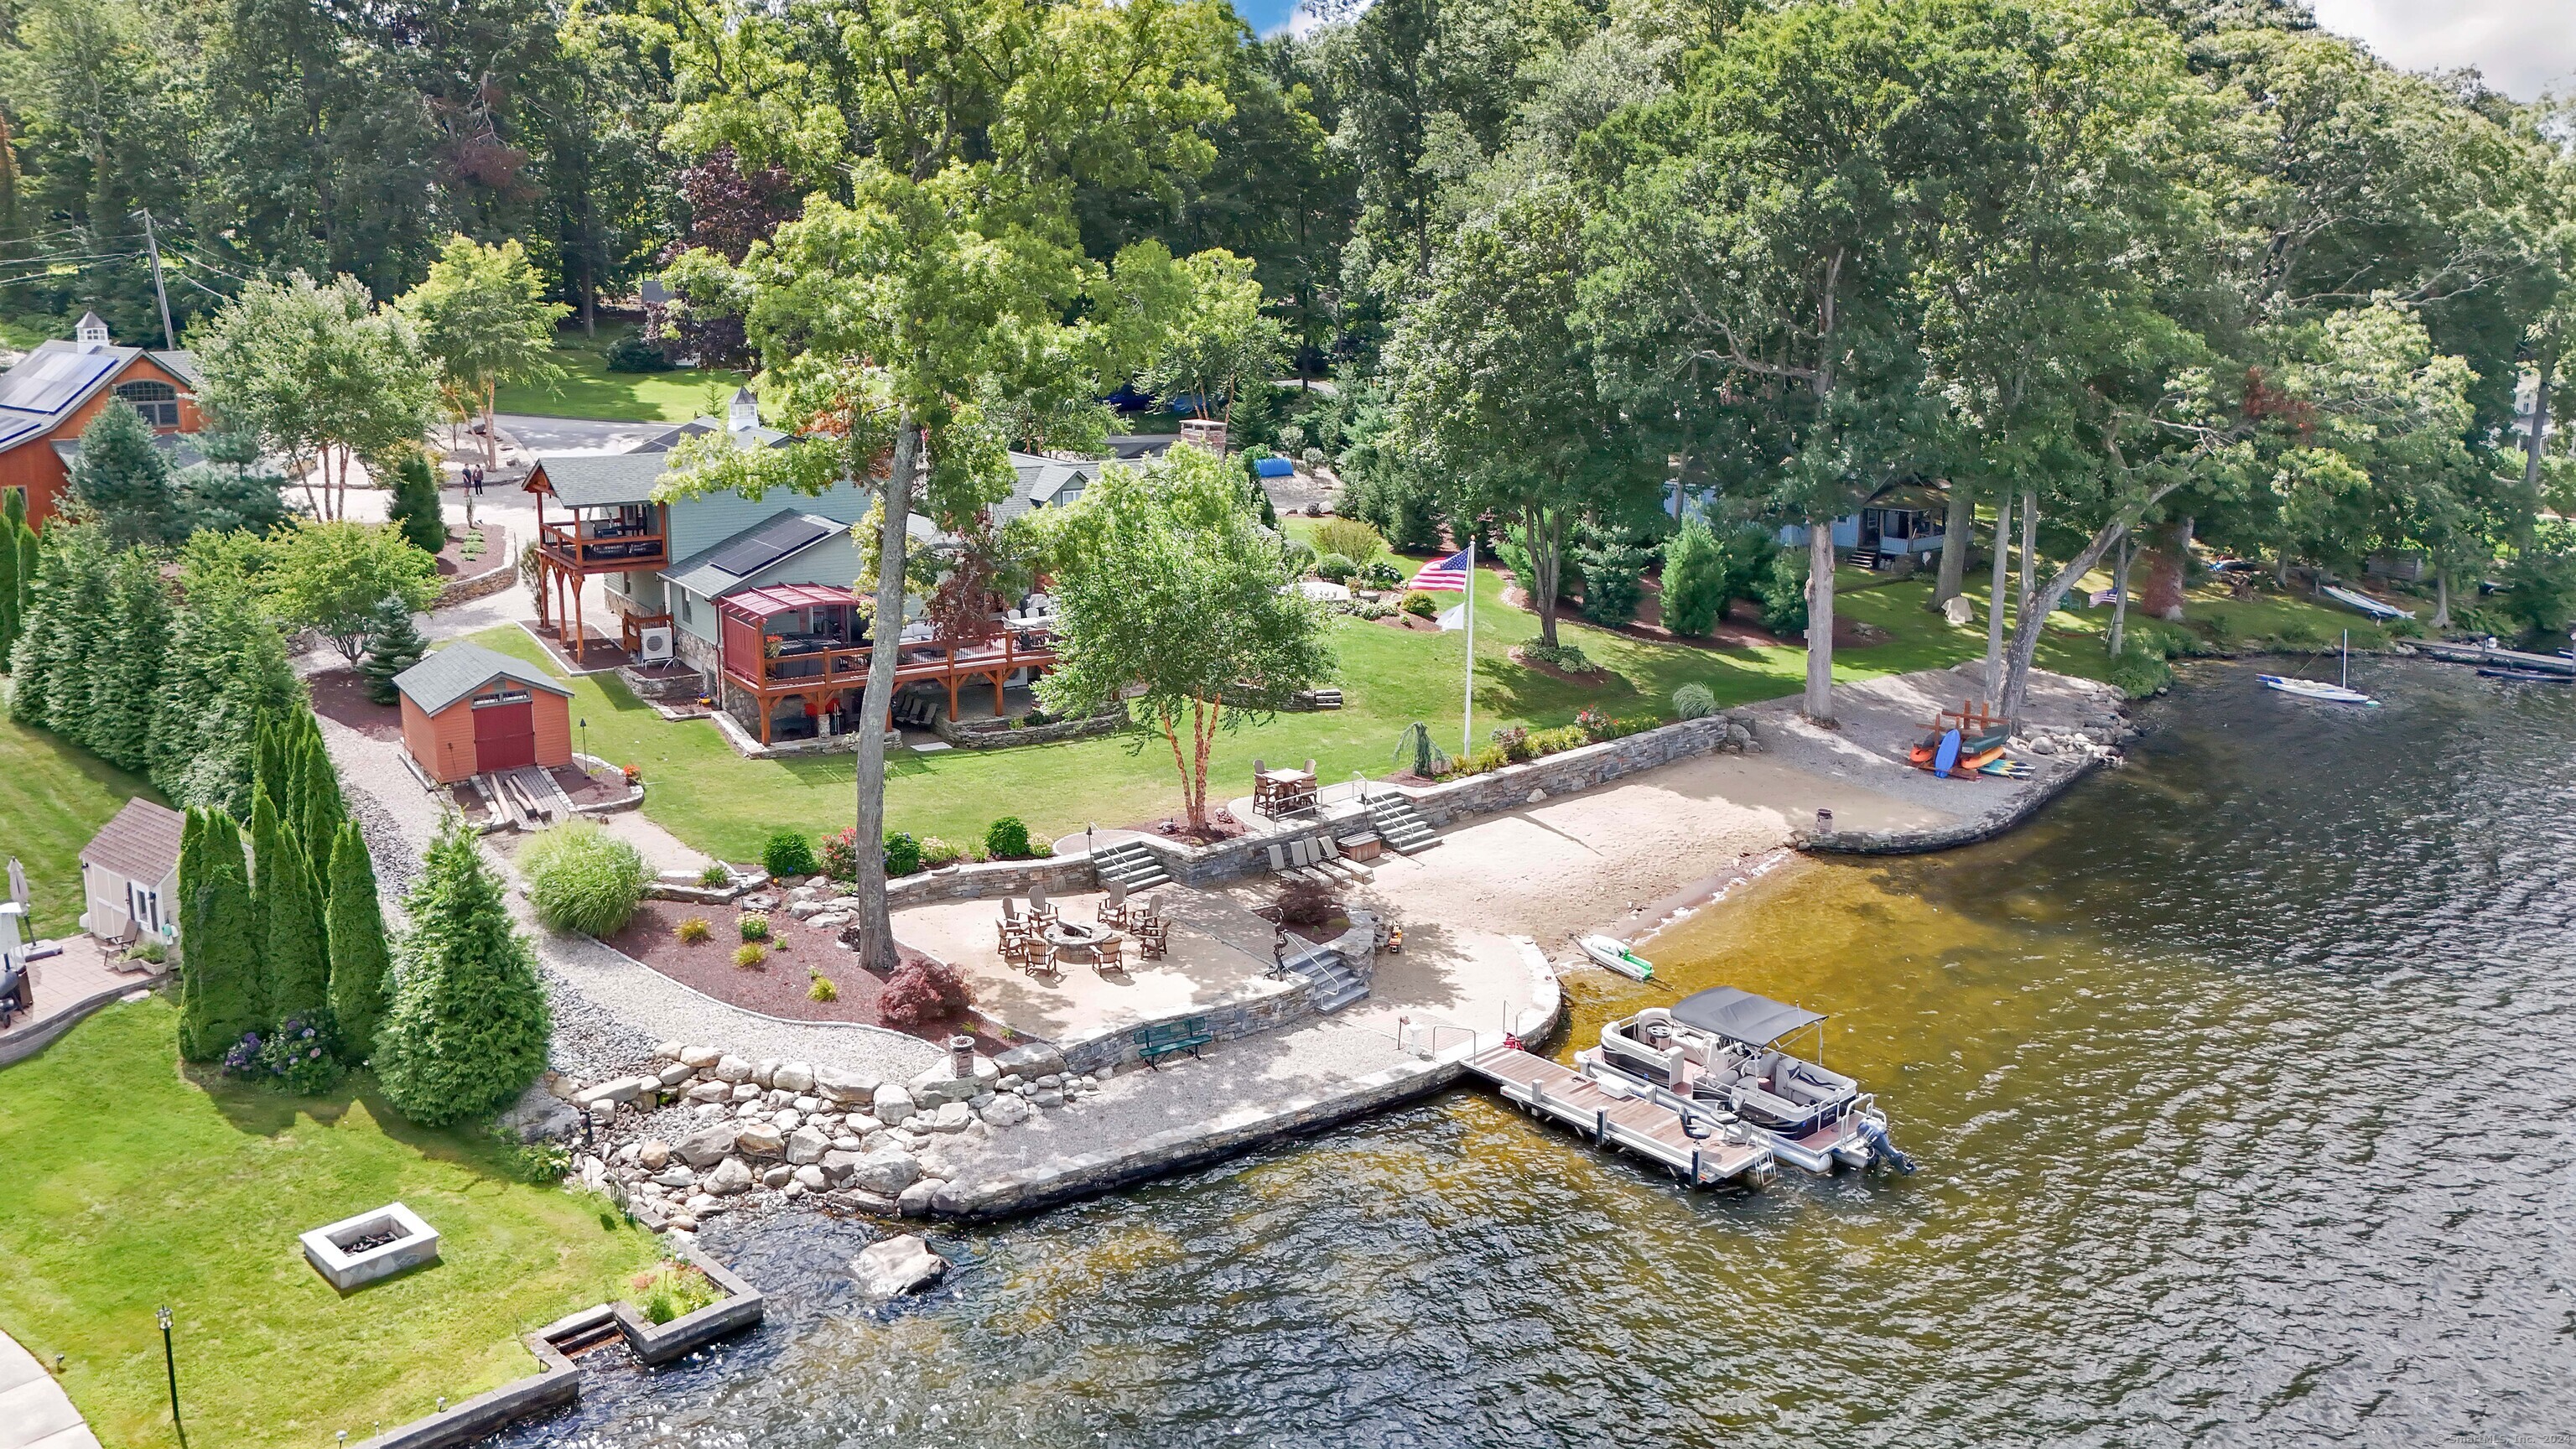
[639,626,675,663]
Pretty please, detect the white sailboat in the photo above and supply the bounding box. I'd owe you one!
[2260,630,2377,706]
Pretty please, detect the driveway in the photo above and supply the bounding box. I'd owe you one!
[495,413,675,456]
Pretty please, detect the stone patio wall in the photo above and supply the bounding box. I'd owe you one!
[1393,711,1762,826]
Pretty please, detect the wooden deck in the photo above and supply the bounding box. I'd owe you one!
[1464,1046,1774,1190]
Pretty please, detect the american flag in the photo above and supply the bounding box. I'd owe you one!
[1409,548,1472,591]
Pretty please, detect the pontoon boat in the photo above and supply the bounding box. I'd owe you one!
[1576,986,1915,1175]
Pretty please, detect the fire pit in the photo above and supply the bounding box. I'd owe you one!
[1041,920,1122,963]
[301,1202,440,1291]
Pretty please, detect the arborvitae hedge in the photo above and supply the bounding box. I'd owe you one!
[176,808,263,1060]
[325,821,390,1063]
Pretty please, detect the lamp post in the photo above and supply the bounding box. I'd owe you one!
[158,1306,186,1447]
[579,717,589,775]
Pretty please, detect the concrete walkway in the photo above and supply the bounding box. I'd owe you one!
[0,1332,98,1449]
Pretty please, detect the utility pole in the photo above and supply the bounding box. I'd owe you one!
[132,208,176,350]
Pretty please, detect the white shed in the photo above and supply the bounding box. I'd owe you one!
[79,797,184,944]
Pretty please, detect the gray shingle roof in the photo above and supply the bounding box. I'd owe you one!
[80,797,184,885]
[992,451,1098,523]
[393,641,573,716]
[629,417,794,454]
[527,452,672,508]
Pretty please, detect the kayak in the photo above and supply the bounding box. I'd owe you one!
[1931,728,1962,778]
[1910,726,2009,765]
[1578,934,1654,981]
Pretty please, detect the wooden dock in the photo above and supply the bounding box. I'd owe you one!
[2415,640,2575,675]
[1462,1046,1774,1190]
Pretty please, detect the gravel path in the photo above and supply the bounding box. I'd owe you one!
[312,707,940,1085]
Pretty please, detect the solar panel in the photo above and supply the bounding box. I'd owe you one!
[704,513,834,577]
[0,350,119,415]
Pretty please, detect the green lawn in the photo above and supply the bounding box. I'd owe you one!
[0,699,163,937]
[491,324,751,423]
[0,1000,660,1449]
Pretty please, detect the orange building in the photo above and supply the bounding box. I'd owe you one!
[0,313,205,527]
[392,643,576,785]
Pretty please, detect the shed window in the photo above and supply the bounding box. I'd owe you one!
[115,379,181,428]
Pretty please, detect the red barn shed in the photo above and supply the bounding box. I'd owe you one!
[392,643,575,785]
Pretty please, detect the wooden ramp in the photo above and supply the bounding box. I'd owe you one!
[1463,1046,1774,1190]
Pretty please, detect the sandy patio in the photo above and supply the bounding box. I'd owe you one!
[891,886,1301,1042]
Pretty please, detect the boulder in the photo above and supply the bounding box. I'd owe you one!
[819,1149,863,1187]
[760,1164,794,1189]
[636,1140,672,1171]
[765,1088,797,1108]
[795,1097,823,1114]
[922,1102,972,1135]
[772,1109,802,1132]
[734,1124,786,1158]
[706,1157,754,1195]
[752,1059,780,1090]
[680,1045,723,1069]
[787,900,823,919]
[980,1095,1033,1128]
[1033,1089,1065,1109]
[848,1149,923,1196]
[897,1178,945,1217]
[657,1062,696,1088]
[675,1124,738,1169]
[713,1054,754,1083]
[874,1083,917,1125]
[993,1041,1067,1078]
[655,1041,684,1061]
[575,1077,646,1109]
[496,1086,583,1144]
[652,1166,695,1189]
[851,1234,948,1298]
[686,1081,732,1104]
[685,1192,723,1216]
[786,1126,830,1166]
[793,1164,830,1190]
[730,1084,762,1103]
[773,1061,816,1093]
[814,1067,877,1105]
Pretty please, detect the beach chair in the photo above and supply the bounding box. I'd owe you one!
[1096,936,1130,976]
[1137,916,1171,961]
[1098,879,1131,928]
[1028,883,1060,928]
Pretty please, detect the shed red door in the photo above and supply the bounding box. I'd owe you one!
[471,696,537,772]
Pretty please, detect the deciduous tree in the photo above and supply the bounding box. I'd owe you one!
[398,235,569,472]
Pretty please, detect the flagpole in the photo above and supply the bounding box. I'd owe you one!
[1462,535,1475,757]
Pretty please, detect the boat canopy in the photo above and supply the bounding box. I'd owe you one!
[1671,986,1826,1046]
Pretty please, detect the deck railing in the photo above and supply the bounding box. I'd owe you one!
[539,521,667,569]
[722,625,1059,694]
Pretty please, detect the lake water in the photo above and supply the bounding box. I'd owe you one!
[499,659,2576,1447]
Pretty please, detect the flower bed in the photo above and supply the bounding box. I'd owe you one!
[1430,709,1662,781]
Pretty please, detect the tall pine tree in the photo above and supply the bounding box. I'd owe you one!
[375,818,552,1125]
[86,549,172,772]
[293,716,346,855]
[177,808,263,1061]
[325,821,390,1063]
[262,815,330,1028]
[7,523,111,730]
[358,596,428,704]
[245,787,283,992]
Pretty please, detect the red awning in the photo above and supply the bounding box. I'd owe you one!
[719,581,860,624]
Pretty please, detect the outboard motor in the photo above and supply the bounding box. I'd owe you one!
[1855,1116,1916,1174]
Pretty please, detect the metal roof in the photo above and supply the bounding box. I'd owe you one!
[392,641,573,716]
[80,797,184,885]
[719,581,860,622]
[1670,986,1827,1047]
[661,510,846,599]
[525,453,672,508]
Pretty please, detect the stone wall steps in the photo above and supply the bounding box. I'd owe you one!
[1364,794,1438,854]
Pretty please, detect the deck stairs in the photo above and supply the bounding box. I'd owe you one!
[1281,942,1368,1013]
[1846,547,1883,571]
[1363,794,1438,854]
[1092,839,1172,892]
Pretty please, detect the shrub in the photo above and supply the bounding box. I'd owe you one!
[878,959,971,1031]
[738,912,771,943]
[883,830,923,877]
[375,818,552,1127]
[820,828,861,881]
[1576,535,1652,626]
[675,916,713,945]
[386,453,449,555]
[1492,724,1535,762]
[2107,646,2173,699]
[1660,521,1728,636]
[733,942,769,969]
[1353,600,1395,621]
[519,820,650,937]
[921,835,966,869]
[496,1135,572,1186]
[2501,526,2576,640]
[761,828,819,879]
[1758,547,1810,635]
[1401,590,1439,618]
[224,1016,340,1095]
[699,862,732,887]
[1673,683,1716,719]
[1577,709,1655,743]
[1280,539,1317,576]
[1312,552,1357,584]
[1358,559,1403,589]
[1275,877,1337,928]
[984,816,1034,860]
[604,332,673,373]
[1311,517,1386,568]
[1519,638,1593,673]
[808,972,839,1003]
[1527,724,1589,755]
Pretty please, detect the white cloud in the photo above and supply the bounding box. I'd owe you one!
[2305,0,2576,101]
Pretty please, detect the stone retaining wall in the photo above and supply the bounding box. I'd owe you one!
[932,707,1127,750]
[886,854,1098,907]
[430,531,517,612]
[1801,753,2106,854]
[1393,712,1761,827]
[1049,916,1374,1075]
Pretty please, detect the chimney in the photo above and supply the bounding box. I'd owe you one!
[73,311,110,350]
[729,386,759,435]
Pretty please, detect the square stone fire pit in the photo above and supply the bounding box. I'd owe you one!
[301,1202,439,1291]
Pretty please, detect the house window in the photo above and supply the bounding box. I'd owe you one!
[128,881,162,936]
[680,596,693,623]
[115,380,181,428]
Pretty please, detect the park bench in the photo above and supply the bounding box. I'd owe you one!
[1133,1017,1213,1070]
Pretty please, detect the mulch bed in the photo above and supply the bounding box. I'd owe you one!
[604,898,987,1046]
[309,667,403,742]
[1372,611,1443,632]
[434,527,511,582]
[1506,646,1611,684]
[1126,812,1249,844]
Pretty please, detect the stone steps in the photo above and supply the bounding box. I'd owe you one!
[1282,944,1368,1013]
[1364,795,1438,854]
[1092,839,1171,891]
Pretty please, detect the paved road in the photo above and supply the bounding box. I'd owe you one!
[495,413,675,455]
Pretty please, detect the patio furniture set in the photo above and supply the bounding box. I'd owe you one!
[1252,758,1320,819]
[996,881,1172,978]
